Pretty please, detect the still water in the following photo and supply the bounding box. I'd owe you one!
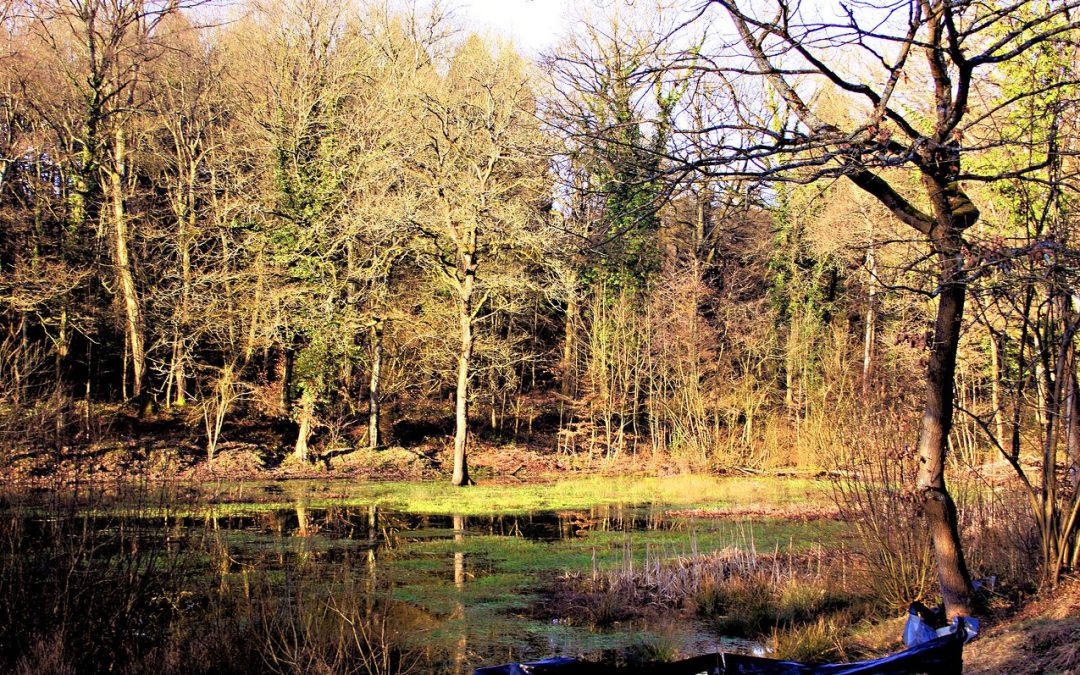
[11,479,846,672]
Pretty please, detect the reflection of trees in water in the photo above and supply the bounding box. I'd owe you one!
[367,504,378,615]
[295,502,310,537]
[208,503,679,553]
[453,514,467,675]
[13,499,704,672]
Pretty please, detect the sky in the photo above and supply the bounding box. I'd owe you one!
[455,0,575,55]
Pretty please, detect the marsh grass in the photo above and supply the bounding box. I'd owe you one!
[617,628,682,667]
[769,616,846,663]
[558,536,872,649]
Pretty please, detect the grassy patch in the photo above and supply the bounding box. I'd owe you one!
[187,475,830,516]
[770,617,845,663]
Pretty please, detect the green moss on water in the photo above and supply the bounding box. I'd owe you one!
[191,475,829,517]
[389,519,846,582]
[2,475,849,668]
[22,476,830,520]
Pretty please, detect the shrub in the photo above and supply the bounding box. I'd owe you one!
[770,617,844,663]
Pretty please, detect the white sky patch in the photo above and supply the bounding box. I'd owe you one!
[456,0,574,55]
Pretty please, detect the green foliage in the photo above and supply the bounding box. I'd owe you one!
[292,325,355,397]
[577,48,684,295]
[766,187,840,326]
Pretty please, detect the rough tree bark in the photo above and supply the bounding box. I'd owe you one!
[916,230,975,617]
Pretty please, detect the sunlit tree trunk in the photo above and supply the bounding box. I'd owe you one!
[452,264,475,486]
[991,331,1006,445]
[169,168,197,407]
[1068,368,1080,491]
[862,243,876,393]
[368,319,383,450]
[293,388,315,463]
[561,287,578,399]
[108,125,146,402]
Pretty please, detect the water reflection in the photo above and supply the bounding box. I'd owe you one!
[453,514,467,675]
[6,494,832,671]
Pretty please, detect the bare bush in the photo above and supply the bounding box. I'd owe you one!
[832,430,937,612]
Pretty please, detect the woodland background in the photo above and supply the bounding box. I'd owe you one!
[1,0,1078,539]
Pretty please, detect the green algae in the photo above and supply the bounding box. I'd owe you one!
[191,475,829,516]
[2,475,847,668]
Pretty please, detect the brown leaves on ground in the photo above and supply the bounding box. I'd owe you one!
[965,576,1080,674]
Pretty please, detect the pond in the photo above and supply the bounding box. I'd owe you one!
[3,476,850,673]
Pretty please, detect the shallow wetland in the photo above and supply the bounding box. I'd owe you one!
[2,476,855,672]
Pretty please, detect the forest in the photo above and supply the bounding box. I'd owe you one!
[1,0,1080,672]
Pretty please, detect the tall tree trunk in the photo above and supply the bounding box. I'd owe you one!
[369,319,383,450]
[345,239,361,392]
[69,112,99,234]
[243,253,265,367]
[293,388,314,463]
[991,331,1005,445]
[56,307,68,387]
[452,271,475,486]
[1068,368,1080,491]
[109,125,146,402]
[1041,295,1075,583]
[280,343,294,414]
[1063,314,1080,491]
[916,237,975,619]
[170,170,196,407]
[561,289,578,399]
[122,331,129,401]
[862,243,876,393]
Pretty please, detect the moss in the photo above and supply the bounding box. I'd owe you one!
[187,475,830,517]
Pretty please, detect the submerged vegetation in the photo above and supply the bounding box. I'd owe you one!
[2,0,1080,670]
[0,475,1054,672]
[0,479,850,673]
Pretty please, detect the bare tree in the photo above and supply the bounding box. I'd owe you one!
[402,37,547,485]
[24,0,200,403]
[617,0,1080,617]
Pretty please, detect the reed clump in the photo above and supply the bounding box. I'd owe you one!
[0,486,425,675]
[769,616,846,663]
[560,541,871,643]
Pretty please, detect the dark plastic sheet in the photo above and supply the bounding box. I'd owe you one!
[473,616,973,675]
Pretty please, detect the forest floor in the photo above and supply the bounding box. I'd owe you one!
[2,404,786,485]
[3,436,714,485]
[964,576,1080,674]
